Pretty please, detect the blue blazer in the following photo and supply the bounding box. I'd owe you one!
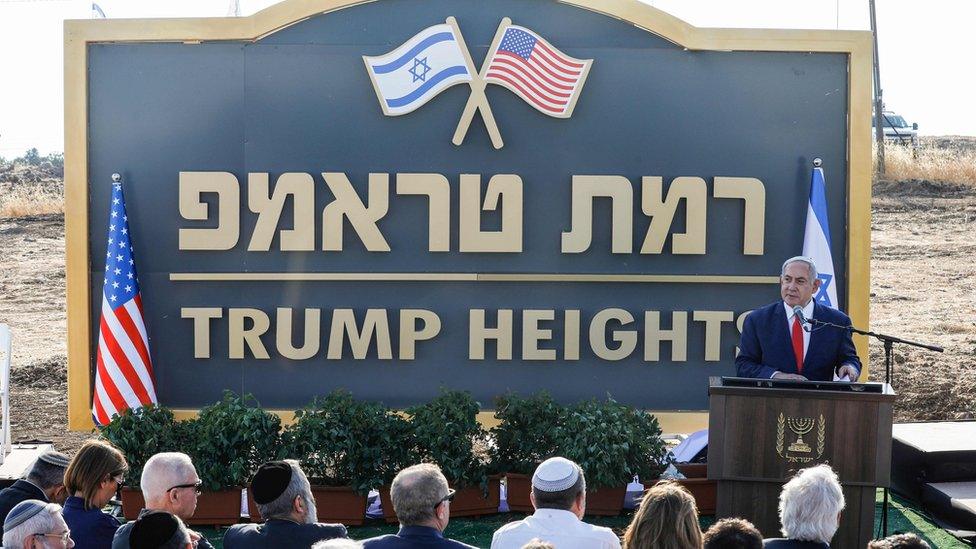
[736,301,861,381]
[62,496,121,549]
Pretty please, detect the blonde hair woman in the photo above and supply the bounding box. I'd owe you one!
[623,481,702,549]
[62,439,128,549]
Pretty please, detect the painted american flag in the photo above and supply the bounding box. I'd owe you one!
[92,181,157,425]
[485,25,592,118]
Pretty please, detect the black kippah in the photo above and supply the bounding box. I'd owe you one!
[251,461,293,504]
[129,510,180,549]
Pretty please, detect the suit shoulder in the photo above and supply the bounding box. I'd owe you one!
[311,522,348,537]
[818,305,852,323]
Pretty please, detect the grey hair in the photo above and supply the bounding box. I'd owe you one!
[1,502,63,548]
[779,464,845,543]
[257,460,315,521]
[781,256,818,281]
[312,539,363,548]
[390,463,449,526]
[26,457,67,490]
[141,452,197,503]
[532,466,586,511]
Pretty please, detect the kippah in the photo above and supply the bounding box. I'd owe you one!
[4,499,48,530]
[38,451,70,468]
[129,511,181,549]
[532,457,580,492]
[251,461,292,504]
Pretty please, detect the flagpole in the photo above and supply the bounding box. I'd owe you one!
[449,16,507,149]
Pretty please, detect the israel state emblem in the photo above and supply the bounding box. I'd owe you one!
[776,413,826,463]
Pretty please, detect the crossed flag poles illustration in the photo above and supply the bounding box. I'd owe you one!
[363,17,593,149]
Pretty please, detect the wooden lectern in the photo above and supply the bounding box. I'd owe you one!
[708,377,896,549]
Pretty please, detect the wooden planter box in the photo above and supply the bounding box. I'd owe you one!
[188,488,243,526]
[508,474,629,516]
[669,463,717,515]
[379,475,501,523]
[584,485,627,516]
[246,490,262,522]
[504,473,534,513]
[120,487,144,521]
[450,476,501,518]
[310,486,368,526]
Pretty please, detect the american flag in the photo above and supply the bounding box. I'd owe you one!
[92,182,157,426]
[485,25,592,118]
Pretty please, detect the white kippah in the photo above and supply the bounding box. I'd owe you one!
[532,457,580,492]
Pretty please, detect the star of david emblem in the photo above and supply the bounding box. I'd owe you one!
[409,57,431,82]
[815,273,833,306]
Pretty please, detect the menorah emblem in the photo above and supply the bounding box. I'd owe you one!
[776,413,827,463]
[787,417,815,453]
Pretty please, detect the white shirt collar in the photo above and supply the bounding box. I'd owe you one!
[784,299,815,321]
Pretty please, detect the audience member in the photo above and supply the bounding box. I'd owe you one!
[867,533,930,549]
[223,460,347,548]
[703,518,763,549]
[622,480,701,549]
[112,453,212,549]
[764,464,845,548]
[2,499,74,549]
[0,451,70,533]
[491,457,620,549]
[62,439,128,549]
[128,510,191,549]
[362,463,476,548]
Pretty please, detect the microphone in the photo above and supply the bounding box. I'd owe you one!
[792,305,811,330]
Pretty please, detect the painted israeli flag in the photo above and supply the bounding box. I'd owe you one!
[363,24,472,116]
[802,166,839,308]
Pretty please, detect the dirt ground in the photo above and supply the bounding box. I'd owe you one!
[1,167,975,454]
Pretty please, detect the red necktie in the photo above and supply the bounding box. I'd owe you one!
[791,315,804,374]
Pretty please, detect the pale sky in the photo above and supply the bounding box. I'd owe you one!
[0,0,972,156]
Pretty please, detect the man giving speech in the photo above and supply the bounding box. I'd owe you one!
[736,256,861,382]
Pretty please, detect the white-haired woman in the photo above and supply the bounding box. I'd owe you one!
[764,464,845,548]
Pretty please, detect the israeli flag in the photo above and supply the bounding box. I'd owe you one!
[802,166,839,308]
[363,24,473,116]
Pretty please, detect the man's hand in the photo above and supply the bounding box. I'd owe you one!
[836,364,859,382]
[772,372,808,381]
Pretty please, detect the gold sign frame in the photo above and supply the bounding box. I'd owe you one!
[64,0,872,430]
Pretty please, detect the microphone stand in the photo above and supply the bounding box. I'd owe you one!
[803,315,943,538]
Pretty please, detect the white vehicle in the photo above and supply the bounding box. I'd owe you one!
[873,110,918,147]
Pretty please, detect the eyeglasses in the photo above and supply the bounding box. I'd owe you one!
[167,480,203,495]
[112,475,125,487]
[34,531,71,543]
[434,489,456,509]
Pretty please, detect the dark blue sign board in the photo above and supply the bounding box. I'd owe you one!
[65,0,873,428]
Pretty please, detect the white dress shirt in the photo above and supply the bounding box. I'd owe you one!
[770,300,815,378]
[490,508,621,549]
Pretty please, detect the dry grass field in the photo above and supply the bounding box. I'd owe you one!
[0,139,974,451]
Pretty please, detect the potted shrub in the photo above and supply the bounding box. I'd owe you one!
[190,391,281,526]
[561,397,668,516]
[491,392,567,513]
[100,404,187,520]
[408,389,499,518]
[280,390,407,525]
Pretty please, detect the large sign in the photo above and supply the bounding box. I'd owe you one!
[64,0,872,429]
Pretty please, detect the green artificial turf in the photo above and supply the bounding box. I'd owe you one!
[195,490,968,548]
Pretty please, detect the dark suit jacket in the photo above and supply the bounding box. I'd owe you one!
[763,538,830,548]
[62,496,121,549]
[736,301,861,381]
[363,525,477,548]
[223,519,347,549]
[0,479,48,535]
